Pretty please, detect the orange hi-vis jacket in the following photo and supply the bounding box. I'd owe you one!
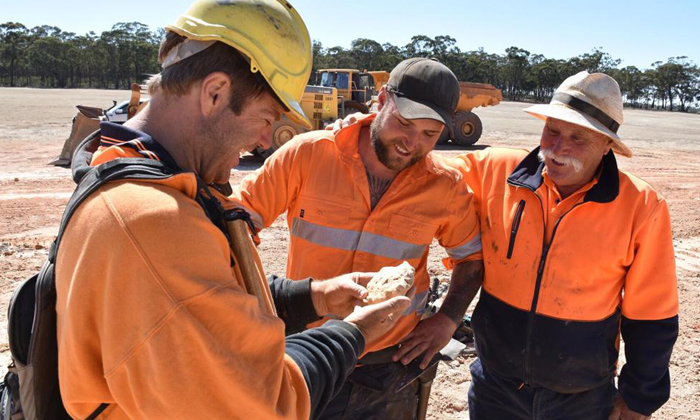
[450,147,679,416]
[55,123,365,420]
[232,114,483,352]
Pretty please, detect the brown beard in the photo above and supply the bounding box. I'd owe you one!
[370,113,424,172]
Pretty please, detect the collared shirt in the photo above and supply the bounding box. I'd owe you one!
[231,113,482,352]
[92,122,180,169]
[539,168,600,244]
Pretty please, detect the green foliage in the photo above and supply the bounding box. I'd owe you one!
[1,24,698,111]
[311,35,699,112]
[0,21,160,89]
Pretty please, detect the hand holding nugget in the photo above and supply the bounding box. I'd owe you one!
[310,272,371,318]
[363,261,415,304]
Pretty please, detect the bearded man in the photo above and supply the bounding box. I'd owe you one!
[230,57,485,419]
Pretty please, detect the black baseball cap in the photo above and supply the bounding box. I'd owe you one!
[385,57,459,127]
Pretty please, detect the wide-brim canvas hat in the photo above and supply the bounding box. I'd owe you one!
[524,71,632,157]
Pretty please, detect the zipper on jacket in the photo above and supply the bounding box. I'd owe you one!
[521,201,587,385]
[506,200,526,259]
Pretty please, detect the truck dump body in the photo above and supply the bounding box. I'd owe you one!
[457,82,503,112]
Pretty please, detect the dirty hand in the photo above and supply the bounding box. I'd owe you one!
[311,273,372,318]
[607,395,651,420]
[344,296,411,344]
[324,112,365,134]
[392,313,458,369]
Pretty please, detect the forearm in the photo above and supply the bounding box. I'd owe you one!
[618,315,679,416]
[286,320,365,419]
[438,259,484,326]
[268,275,321,335]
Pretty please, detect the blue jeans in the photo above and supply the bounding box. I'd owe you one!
[468,358,617,420]
[318,362,419,420]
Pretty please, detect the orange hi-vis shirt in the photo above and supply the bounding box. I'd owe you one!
[231,114,483,352]
[449,147,678,414]
[55,127,315,419]
[453,147,678,322]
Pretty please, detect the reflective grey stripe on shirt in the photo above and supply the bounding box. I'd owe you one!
[291,217,427,260]
[445,233,482,260]
[406,290,430,316]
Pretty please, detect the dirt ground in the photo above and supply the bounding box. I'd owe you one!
[1,87,699,419]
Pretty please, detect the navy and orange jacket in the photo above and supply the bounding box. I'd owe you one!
[450,147,678,416]
[230,113,483,353]
[55,122,365,419]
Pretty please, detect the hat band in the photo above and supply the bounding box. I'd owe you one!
[553,93,620,133]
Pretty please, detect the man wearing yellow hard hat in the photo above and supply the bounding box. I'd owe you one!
[54,1,410,419]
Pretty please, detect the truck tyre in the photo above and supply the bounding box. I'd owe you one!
[437,128,450,145]
[452,111,482,146]
[272,124,298,149]
[254,122,301,159]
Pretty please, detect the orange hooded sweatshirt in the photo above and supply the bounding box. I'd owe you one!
[55,123,364,419]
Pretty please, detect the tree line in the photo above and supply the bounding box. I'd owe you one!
[0,22,162,90]
[2,22,698,112]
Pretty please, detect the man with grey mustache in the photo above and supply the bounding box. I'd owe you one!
[450,71,679,420]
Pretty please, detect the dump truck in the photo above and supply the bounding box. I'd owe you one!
[256,70,502,157]
[256,68,385,158]
[367,72,503,146]
[444,81,503,146]
[314,68,388,113]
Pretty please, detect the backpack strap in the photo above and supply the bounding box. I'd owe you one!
[48,158,178,263]
[84,403,109,420]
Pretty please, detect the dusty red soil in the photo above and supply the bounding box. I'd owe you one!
[1,88,698,419]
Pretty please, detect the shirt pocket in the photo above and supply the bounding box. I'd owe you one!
[388,213,438,245]
[296,194,352,226]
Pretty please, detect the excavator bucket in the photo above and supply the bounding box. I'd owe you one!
[49,105,102,167]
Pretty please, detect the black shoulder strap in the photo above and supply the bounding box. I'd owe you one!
[85,403,109,420]
[49,158,177,263]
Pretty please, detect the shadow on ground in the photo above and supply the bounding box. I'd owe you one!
[235,154,265,171]
[434,143,490,151]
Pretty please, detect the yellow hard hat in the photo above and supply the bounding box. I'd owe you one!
[166,0,312,129]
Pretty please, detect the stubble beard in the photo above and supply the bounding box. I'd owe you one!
[370,114,424,172]
[200,111,242,183]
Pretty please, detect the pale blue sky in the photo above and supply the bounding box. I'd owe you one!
[3,0,698,69]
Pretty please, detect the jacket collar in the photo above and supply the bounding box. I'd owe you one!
[507,146,619,203]
[71,123,181,183]
[98,122,180,170]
